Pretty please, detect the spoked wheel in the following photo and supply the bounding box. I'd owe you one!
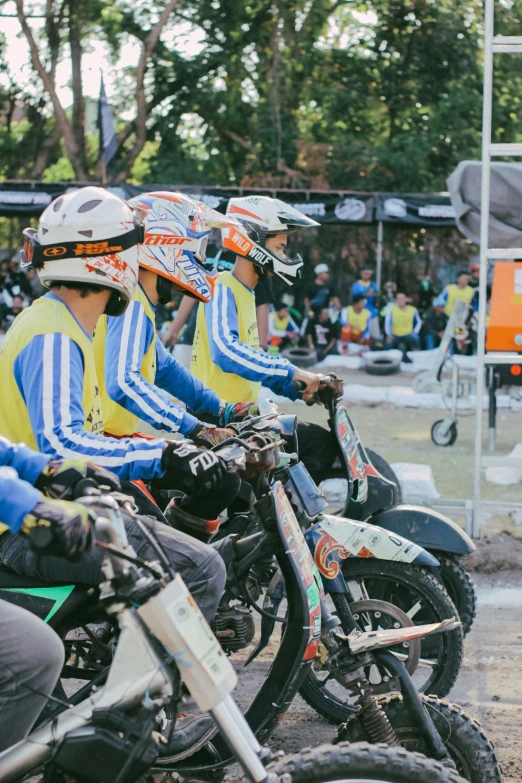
[299,599,421,723]
[335,695,502,783]
[271,741,469,783]
[343,561,463,699]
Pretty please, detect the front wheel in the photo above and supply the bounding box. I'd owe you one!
[431,419,458,447]
[335,695,502,783]
[271,741,468,783]
[343,561,463,698]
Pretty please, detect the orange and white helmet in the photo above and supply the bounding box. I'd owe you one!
[224,196,319,286]
[22,186,141,316]
[128,191,238,303]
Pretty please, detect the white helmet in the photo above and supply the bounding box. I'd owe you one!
[223,196,319,285]
[128,191,238,303]
[22,186,141,316]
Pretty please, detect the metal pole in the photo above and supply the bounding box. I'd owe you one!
[376,220,383,291]
[473,0,495,538]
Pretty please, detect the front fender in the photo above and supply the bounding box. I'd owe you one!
[305,514,439,594]
[369,505,476,556]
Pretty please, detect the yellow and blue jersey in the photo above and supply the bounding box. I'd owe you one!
[0,293,165,481]
[191,271,299,403]
[384,305,422,337]
[0,436,49,534]
[94,284,220,437]
[340,306,372,339]
[440,284,474,316]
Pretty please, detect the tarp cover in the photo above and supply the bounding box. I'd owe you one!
[447,161,522,247]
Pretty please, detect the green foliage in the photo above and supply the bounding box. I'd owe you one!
[1,0,522,190]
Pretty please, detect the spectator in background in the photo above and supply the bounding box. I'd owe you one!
[351,267,378,315]
[24,265,46,300]
[0,259,9,288]
[384,292,422,361]
[339,294,372,346]
[469,263,480,289]
[306,305,339,361]
[304,264,340,316]
[2,294,26,330]
[268,302,299,353]
[422,295,448,350]
[440,270,474,316]
[4,254,32,300]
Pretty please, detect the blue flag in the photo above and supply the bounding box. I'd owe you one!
[98,76,117,165]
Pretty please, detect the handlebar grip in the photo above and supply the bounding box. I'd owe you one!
[291,380,307,392]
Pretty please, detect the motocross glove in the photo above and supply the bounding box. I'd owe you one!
[219,401,260,426]
[189,422,235,448]
[21,497,95,559]
[162,441,228,493]
[36,457,121,500]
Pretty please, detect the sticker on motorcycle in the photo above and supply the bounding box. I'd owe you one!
[315,515,424,564]
[335,407,368,503]
[274,482,322,659]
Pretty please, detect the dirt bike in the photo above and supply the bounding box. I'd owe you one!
[0,447,499,783]
[0,496,467,783]
[307,376,477,637]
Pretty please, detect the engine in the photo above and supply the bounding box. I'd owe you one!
[212,605,256,653]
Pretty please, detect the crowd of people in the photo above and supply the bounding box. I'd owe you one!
[162,258,482,365]
[0,253,45,335]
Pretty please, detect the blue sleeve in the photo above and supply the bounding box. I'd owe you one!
[0,435,50,485]
[13,333,166,482]
[287,315,299,333]
[413,309,422,334]
[155,337,220,422]
[351,281,364,297]
[105,303,199,435]
[384,309,392,336]
[206,284,296,384]
[440,288,449,305]
[361,318,371,340]
[264,374,301,400]
[0,467,41,533]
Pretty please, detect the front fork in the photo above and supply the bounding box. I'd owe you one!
[319,591,455,767]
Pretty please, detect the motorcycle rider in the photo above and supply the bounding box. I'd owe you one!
[0,437,101,752]
[0,188,234,631]
[190,195,342,483]
[92,191,252,453]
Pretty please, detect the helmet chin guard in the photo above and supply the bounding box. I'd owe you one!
[224,196,317,286]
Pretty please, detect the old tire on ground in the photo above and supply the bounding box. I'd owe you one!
[281,346,317,368]
[270,740,469,783]
[335,694,502,783]
[363,352,401,376]
[365,448,403,503]
[434,554,476,637]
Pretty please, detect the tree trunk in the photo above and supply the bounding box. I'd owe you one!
[115,0,180,182]
[68,0,86,177]
[16,0,87,180]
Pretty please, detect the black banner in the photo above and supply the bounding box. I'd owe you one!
[375,193,456,227]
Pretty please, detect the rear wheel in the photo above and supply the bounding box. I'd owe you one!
[271,741,469,783]
[335,695,502,783]
[435,555,476,636]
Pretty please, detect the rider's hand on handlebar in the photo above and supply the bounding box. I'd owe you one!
[189,422,236,448]
[162,440,229,493]
[22,497,95,559]
[219,401,260,426]
[36,457,121,500]
[292,369,322,403]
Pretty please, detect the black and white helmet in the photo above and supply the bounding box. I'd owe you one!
[223,196,318,286]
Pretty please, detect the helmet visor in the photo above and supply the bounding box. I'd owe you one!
[143,232,209,264]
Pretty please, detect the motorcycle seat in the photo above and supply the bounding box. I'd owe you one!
[0,563,74,589]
